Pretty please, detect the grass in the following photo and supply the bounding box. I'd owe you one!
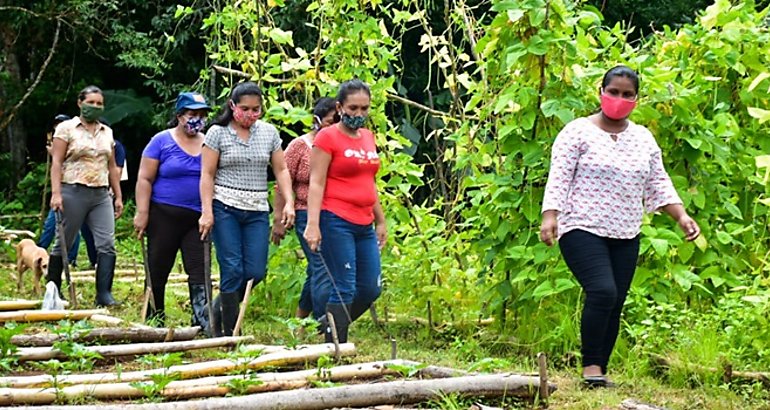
[1,241,769,409]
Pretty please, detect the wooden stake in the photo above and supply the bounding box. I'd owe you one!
[0,343,357,388]
[232,279,254,337]
[16,336,253,362]
[7,372,555,409]
[0,309,107,323]
[10,326,201,347]
[537,352,549,404]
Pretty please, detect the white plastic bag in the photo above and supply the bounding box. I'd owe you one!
[42,281,64,310]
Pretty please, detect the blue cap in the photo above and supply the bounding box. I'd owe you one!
[175,92,210,112]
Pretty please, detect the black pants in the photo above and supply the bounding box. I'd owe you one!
[146,202,205,312]
[559,229,640,373]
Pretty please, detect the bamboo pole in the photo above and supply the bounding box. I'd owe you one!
[0,360,409,405]
[88,314,153,329]
[0,309,107,323]
[0,343,356,388]
[0,299,68,311]
[12,372,555,409]
[16,336,252,362]
[11,327,201,347]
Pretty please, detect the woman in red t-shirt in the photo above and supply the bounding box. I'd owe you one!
[304,79,387,343]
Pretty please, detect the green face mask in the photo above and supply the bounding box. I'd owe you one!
[80,104,104,123]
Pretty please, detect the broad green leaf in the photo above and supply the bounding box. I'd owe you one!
[723,202,743,220]
[748,72,770,92]
[715,231,732,245]
[755,155,770,169]
[650,238,669,256]
[694,234,708,251]
[678,241,695,263]
[748,107,770,124]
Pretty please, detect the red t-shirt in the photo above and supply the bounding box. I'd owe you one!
[314,126,380,225]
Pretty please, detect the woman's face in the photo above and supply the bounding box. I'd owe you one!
[601,76,637,101]
[179,109,208,122]
[78,92,104,108]
[337,91,371,117]
[232,95,262,115]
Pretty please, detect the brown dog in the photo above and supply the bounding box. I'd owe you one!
[15,238,49,294]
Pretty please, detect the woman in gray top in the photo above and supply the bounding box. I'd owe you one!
[199,82,295,336]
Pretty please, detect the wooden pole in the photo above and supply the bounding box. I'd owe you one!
[10,373,555,409]
[0,360,410,405]
[232,279,254,337]
[0,309,106,323]
[537,352,549,403]
[0,343,357,388]
[16,336,252,362]
[10,326,201,347]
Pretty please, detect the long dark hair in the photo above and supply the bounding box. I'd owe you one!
[335,79,371,104]
[312,97,338,128]
[78,85,103,101]
[602,65,639,93]
[211,82,263,127]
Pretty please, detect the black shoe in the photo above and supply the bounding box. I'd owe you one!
[324,303,352,344]
[188,283,210,333]
[47,255,65,299]
[220,292,240,337]
[582,375,615,389]
[95,253,120,307]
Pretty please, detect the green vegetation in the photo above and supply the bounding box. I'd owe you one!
[1,0,769,408]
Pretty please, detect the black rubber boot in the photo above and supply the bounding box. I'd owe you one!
[324,303,352,344]
[95,253,120,307]
[47,254,65,299]
[205,295,223,338]
[146,308,166,327]
[188,283,210,333]
[220,292,240,337]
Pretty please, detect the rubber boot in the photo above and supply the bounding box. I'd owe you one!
[95,253,120,307]
[188,283,210,333]
[206,295,223,337]
[324,303,351,344]
[146,308,166,327]
[47,254,65,299]
[220,292,241,337]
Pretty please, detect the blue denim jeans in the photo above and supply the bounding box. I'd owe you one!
[211,200,270,293]
[317,210,381,321]
[38,209,80,262]
[294,210,330,319]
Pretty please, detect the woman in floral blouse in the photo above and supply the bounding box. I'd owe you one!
[540,66,700,387]
[271,97,338,320]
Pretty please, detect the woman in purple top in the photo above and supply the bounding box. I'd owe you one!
[134,92,211,329]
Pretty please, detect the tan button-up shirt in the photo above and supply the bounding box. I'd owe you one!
[53,117,114,187]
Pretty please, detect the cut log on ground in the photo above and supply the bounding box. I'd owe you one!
[0,360,409,405]
[16,335,252,362]
[0,309,107,323]
[12,372,556,409]
[0,343,356,388]
[620,399,669,410]
[11,326,201,347]
[88,314,153,329]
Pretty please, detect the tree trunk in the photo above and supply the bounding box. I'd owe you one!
[11,326,201,347]
[7,373,556,410]
[0,12,28,187]
[0,343,357,388]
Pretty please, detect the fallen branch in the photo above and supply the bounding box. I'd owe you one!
[0,360,408,405]
[11,326,200,347]
[650,354,770,385]
[0,343,356,388]
[15,372,555,409]
[16,335,252,362]
[0,309,107,323]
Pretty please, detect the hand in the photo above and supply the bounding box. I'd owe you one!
[113,197,124,219]
[50,193,63,212]
[199,211,214,241]
[281,203,296,229]
[375,223,388,251]
[539,212,558,246]
[677,214,700,241]
[303,224,322,252]
[271,221,286,245]
[134,211,148,239]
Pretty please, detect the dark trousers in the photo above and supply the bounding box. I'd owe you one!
[146,202,204,312]
[559,229,640,373]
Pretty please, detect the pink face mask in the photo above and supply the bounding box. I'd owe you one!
[600,93,637,120]
[231,103,261,128]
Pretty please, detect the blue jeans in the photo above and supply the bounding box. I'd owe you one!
[38,209,80,263]
[211,200,270,293]
[294,210,330,319]
[317,210,381,321]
